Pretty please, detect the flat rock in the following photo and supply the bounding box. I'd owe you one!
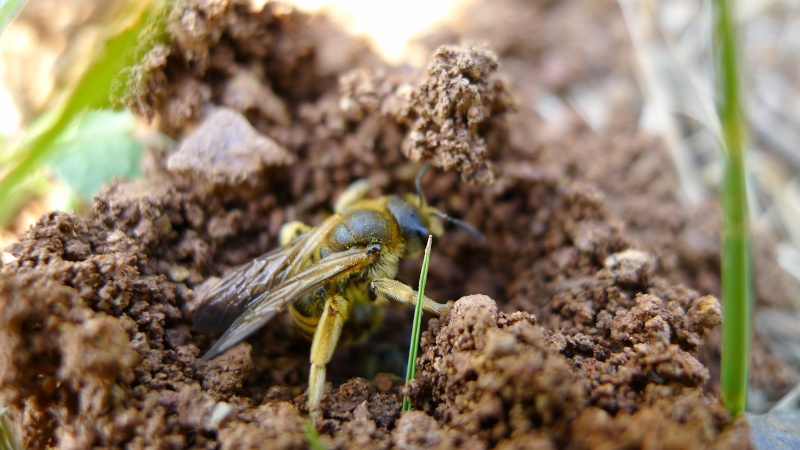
[167,108,294,187]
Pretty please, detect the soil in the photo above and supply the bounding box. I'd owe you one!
[1,0,796,448]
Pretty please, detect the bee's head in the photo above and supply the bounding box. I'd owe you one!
[389,163,483,256]
[387,194,441,257]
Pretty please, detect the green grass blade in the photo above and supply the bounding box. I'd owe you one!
[713,0,751,416]
[402,235,433,411]
[303,418,326,450]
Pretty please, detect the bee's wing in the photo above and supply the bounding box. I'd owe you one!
[198,245,377,361]
[193,216,340,335]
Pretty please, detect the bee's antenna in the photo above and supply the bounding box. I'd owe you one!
[415,162,433,208]
[432,211,485,245]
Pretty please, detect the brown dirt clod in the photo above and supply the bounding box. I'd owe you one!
[395,45,512,185]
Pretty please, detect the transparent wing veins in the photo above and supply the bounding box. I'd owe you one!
[198,245,376,361]
[193,216,339,334]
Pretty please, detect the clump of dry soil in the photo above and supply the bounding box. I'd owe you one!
[2,0,789,448]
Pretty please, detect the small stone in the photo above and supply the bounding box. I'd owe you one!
[168,265,190,283]
[209,401,234,429]
[167,108,294,187]
[602,248,655,286]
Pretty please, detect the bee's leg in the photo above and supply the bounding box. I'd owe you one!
[367,279,451,316]
[308,294,351,421]
[333,179,372,213]
[278,221,312,245]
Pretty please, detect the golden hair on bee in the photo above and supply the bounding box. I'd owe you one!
[193,164,482,421]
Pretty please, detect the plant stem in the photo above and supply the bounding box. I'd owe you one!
[402,235,433,411]
[714,0,750,416]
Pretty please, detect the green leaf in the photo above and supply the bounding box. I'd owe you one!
[0,0,164,225]
[46,110,143,200]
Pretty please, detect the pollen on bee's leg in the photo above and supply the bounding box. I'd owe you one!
[307,295,348,421]
[308,363,326,417]
[367,278,446,315]
[333,178,372,213]
[278,221,312,245]
[441,300,455,316]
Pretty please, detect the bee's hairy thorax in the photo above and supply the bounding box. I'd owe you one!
[287,195,425,346]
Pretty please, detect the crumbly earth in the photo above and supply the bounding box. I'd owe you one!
[1,0,793,448]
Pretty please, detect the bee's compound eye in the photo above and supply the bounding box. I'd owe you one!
[367,244,381,256]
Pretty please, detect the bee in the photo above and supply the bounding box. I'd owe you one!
[193,165,482,420]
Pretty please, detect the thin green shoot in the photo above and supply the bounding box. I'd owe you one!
[713,0,751,416]
[402,234,433,411]
[302,418,326,450]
